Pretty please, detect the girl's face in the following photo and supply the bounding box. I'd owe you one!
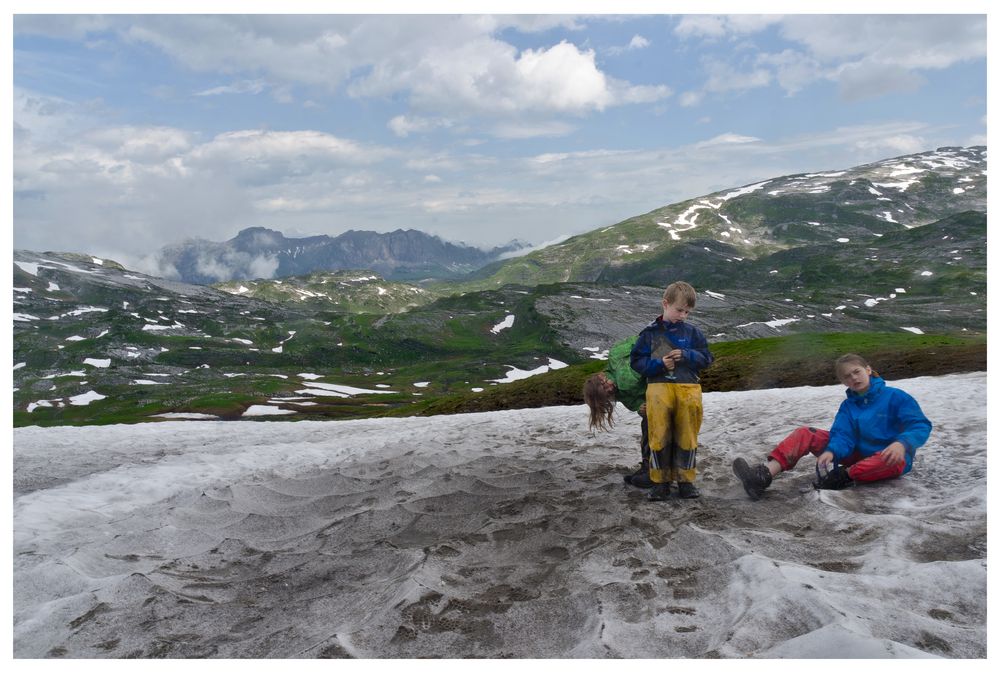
[598,372,616,395]
[838,362,872,394]
[662,300,692,324]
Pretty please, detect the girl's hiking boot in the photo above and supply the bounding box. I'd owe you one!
[813,465,854,490]
[677,482,700,499]
[648,482,670,501]
[732,457,772,500]
[623,462,652,488]
[626,471,653,488]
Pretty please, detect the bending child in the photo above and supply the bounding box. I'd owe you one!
[733,353,933,500]
[630,281,714,501]
[583,335,651,488]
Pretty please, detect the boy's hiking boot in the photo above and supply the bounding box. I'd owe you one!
[733,458,772,500]
[648,482,670,501]
[677,482,700,499]
[813,465,854,490]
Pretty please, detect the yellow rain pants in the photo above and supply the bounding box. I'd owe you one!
[645,382,703,484]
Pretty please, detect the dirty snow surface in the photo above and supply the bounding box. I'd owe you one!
[13,372,986,658]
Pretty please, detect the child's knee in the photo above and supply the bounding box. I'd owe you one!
[795,426,829,453]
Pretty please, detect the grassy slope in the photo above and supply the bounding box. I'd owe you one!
[14,331,984,428]
[383,331,985,418]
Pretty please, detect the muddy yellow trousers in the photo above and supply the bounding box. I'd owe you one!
[645,382,703,484]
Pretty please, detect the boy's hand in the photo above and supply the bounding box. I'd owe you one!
[880,442,906,466]
[663,357,676,370]
[667,349,683,362]
[816,451,835,468]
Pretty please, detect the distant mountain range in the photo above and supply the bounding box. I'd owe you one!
[153,227,527,284]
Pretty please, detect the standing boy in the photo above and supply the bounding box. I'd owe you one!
[630,281,714,501]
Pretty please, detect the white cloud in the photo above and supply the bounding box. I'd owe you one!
[679,91,704,108]
[628,35,650,50]
[120,16,358,90]
[83,126,194,162]
[404,151,497,174]
[387,115,453,138]
[189,250,280,282]
[418,186,550,214]
[14,15,114,39]
[755,49,825,95]
[13,88,93,141]
[834,62,925,102]
[17,15,664,129]
[853,134,928,157]
[491,120,577,139]
[195,79,268,97]
[514,42,613,111]
[676,15,985,103]
[779,15,986,69]
[12,102,408,262]
[607,33,651,55]
[674,15,782,39]
[696,133,762,148]
[498,234,572,259]
[186,130,391,181]
[702,58,772,94]
[529,149,627,166]
[353,38,668,119]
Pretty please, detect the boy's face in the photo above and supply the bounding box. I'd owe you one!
[662,300,692,323]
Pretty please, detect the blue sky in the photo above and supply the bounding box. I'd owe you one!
[10,4,989,274]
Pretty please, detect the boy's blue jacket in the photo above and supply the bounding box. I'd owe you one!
[629,316,713,384]
[826,375,932,474]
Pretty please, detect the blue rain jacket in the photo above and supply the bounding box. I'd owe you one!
[826,375,932,474]
[629,316,713,384]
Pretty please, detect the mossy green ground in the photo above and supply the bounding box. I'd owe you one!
[396,332,985,418]
[17,332,982,427]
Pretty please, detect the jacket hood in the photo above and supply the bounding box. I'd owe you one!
[653,314,684,327]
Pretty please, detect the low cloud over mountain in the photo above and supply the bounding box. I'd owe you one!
[145,227,526,284]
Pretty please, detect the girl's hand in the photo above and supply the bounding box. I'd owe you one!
[816,451,835,468]
[881,442,906,466]
[668,349,683,361]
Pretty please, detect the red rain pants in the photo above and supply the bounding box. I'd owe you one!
[767,426,906,483]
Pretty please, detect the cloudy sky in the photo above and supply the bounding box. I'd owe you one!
[10,4,988,272]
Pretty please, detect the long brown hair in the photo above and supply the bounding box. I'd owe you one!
[835,353,878,378]
[584,373,616,432]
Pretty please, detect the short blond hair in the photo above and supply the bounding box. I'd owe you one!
[663,281,697,308]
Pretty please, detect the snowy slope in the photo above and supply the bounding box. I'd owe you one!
[12,372,986,658]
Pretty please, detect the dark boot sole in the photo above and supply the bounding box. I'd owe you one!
[626,473,653,489]
[732,458,765,501]
[647,485,670,501]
